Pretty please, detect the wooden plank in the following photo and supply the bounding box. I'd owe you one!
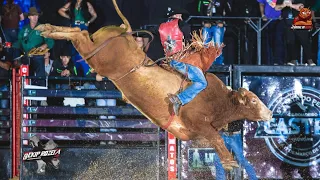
[22,119,157,128]
[23,132,164,141]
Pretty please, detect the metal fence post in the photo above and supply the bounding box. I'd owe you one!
[257,18,262,65]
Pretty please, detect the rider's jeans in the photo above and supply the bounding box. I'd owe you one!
[169,60,207,105]
[212,133,258,180]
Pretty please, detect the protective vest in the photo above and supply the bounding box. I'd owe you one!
[159,19,184,56]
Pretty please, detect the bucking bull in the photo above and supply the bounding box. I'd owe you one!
[35,0,272,170]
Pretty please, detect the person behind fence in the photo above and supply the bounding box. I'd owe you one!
[205,0,230,65]
[58,0,97,77]
[58,0,97,31]
[211,122,258,180]
[50,48,77,78]
[201,20,225,65]
[13,7,54,86]
[48,47,77,106]
[275,0,316,66]
[1,0,24,61]
[258,0,285,65]
[159,7,209,115]
[44,51,54,77]
[133,31,151,53]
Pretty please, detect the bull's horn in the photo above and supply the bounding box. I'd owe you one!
[238,88,247,97]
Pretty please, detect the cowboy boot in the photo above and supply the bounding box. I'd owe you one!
[168,94,182,115]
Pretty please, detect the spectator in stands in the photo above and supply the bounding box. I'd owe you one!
[202,20,225,65]
[205,0,231,65]
[50,49,77,78]
[44,51,54,77]
[48,47,77,106]
[39,51,54,106]
[276,0,316,66]
[14,7,54,86]
[232,0,260,64]
[311,0,320,65]
[58,0,97,77]
[58,0,97,31]
[133,31,151,53]
[258,0,285,65]
[1,0,24,61]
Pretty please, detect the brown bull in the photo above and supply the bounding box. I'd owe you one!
[35,0,272,170]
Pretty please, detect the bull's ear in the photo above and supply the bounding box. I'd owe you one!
[238,88,247,97]
[238,96,246,105]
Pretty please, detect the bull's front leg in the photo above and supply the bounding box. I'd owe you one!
[208,135,239,170]
[198,124,239,170]
[39,31,80,41]
[35,24,81,33]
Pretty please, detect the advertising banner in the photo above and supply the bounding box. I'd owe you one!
[243,76,320,179]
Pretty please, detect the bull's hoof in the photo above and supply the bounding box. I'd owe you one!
[35,24,53,32]
[221,160,239,170]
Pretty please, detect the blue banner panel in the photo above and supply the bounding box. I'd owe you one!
[23,119,157,128]
[24,106,142,116]
[23,132,164,141]
[24,90,122,98]
[243,76,320,179]
[188,148,216,171]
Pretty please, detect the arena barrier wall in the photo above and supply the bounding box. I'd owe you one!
[233,65,320,179]
[12,66,165,180]
[0,77,12,180]
[7,65,320,180]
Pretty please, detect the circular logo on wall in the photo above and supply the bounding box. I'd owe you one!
[261,87,320,167]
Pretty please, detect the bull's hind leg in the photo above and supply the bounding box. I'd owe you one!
[36,24,81,33]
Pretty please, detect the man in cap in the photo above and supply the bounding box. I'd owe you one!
[159,7,208,115]
[14,7,54,86]
[133,30,152,53]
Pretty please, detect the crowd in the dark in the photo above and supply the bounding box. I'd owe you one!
[0,0,319,105]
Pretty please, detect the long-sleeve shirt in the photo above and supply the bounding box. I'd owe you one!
[50,60,77,77]
[15,23,54,53]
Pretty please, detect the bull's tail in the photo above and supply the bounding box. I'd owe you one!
[112,0,132,32]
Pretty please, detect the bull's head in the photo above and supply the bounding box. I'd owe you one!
[236,88,272,121]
